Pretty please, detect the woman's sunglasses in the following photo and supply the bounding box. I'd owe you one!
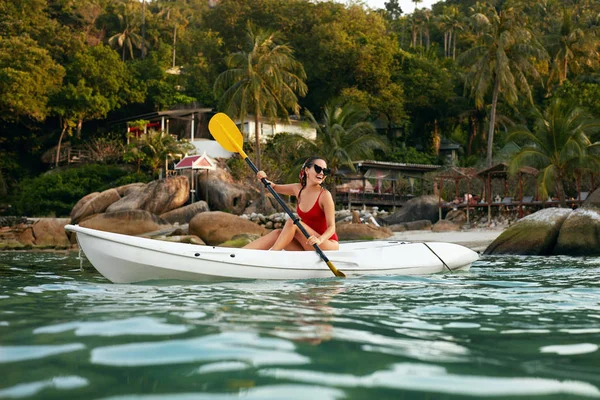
[311,165,331,176]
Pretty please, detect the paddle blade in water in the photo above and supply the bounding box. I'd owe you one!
[208,113,244,154]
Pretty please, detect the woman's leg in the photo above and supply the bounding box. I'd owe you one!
[292,227,339,251]
[270,219,297,251]
[272,219,339,251]
[243,229,281,250]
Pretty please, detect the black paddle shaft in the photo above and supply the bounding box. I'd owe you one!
[244,158,333,262]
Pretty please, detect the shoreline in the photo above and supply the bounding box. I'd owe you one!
[392,228,504,253]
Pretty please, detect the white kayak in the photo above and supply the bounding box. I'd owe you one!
[65,224,479,283]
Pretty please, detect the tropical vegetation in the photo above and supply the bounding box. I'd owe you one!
[1,0,600,215]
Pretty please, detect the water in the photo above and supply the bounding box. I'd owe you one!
[1,251,600,399]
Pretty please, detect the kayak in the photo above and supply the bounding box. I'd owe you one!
[65,224,479,283]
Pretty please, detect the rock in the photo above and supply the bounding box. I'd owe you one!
[484,208,571,255]
[219,233,263,248]
[389,220,432,232]
[70,188,121,224]
[553,208,600,256]
[445,209,467,225]
[189,211,267,246]
[198,167,257,214]
[432,220,461,232]
[16,224,35,246]
[156,235,205,246]
[242,194,282,215]
[106,176,189,215]
[383,195,440,225]
[336,223,393,241]
[70,192,99,220]
[115,182,146,196]
[582,187,600,209]
[351,210,361,224]
[80,210,171,236]
[32,218,71,249]
[160,201,209,225]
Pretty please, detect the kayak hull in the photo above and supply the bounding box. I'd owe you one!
[65,224,479,283]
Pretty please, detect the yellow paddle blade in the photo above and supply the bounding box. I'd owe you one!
[208,113,245,156]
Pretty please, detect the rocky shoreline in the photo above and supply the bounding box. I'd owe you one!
[1,167,599,256]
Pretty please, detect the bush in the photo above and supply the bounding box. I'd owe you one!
[11,164,152,217]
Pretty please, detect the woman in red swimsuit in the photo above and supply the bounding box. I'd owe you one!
[244,157,339,251]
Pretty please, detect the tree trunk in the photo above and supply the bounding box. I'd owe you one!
[172,24,177,67]
[452,29,456,60]
[561,57,568,84]
[55,120,67,167]
[444,32,448,57]
[76,118,83,138]
[487,78,500,168]
[254,113,261,170]
[468,116,477,157]
[556,176,567,207]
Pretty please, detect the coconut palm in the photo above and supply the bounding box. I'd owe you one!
[508,98,600,207]
[276,99,388,200]
[214,24,307,170]
[108,2,144,61]
[546,7,600,87]
[125,130,194,177]
[459,5,547,168]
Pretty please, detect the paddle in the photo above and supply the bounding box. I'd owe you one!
[208,112,345,278]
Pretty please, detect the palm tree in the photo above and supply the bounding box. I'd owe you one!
[277,100,388,201]
[214,24,307,170]
[459,5,547,168]
[126,130,194,177]
[546,7,600,88]
[508,98,600,207]
[108,2,144,61]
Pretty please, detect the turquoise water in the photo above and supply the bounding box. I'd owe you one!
[1,252,600,399]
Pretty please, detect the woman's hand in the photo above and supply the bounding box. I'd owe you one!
[257,171,276,188]
[306,235,323,246]
[257,170,267,180]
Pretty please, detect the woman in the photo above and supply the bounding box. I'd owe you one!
[244,157,339,251]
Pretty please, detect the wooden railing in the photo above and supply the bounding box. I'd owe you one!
[336,192,416,209]
[55,146,91,165]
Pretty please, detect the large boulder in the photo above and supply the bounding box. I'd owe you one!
[197,167,257,214]
[484,208,571,255]
[189,211,267,246]
[70,192,99,222]
[389,220,432,232]
[336,223,393,241]
[553,208,600,256]
[32,218,71,249]
[107,176,189,215]
[432,220,461,232]
[70,189,121,224]
[160,201,209,225]
[383,195,440,225]
[80,210,171,236]
[242,194,282,215]
[115,182,146,197]
[582,187,600,209]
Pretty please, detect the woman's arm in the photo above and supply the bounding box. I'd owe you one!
[317,190,337,242]
[256,171,300,196]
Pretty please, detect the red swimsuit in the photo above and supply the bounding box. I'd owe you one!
[296,189,338,242]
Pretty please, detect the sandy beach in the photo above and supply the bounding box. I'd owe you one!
[392,228,505,253]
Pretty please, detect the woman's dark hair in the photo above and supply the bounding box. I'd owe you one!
[298,156,325,199]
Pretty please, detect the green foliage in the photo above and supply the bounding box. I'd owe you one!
[11,164,151,217]
[385,145,437,165]
[214,23,307,169]
[508,98,600,204]
[124,130,195,177]
[0,36,65,121]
